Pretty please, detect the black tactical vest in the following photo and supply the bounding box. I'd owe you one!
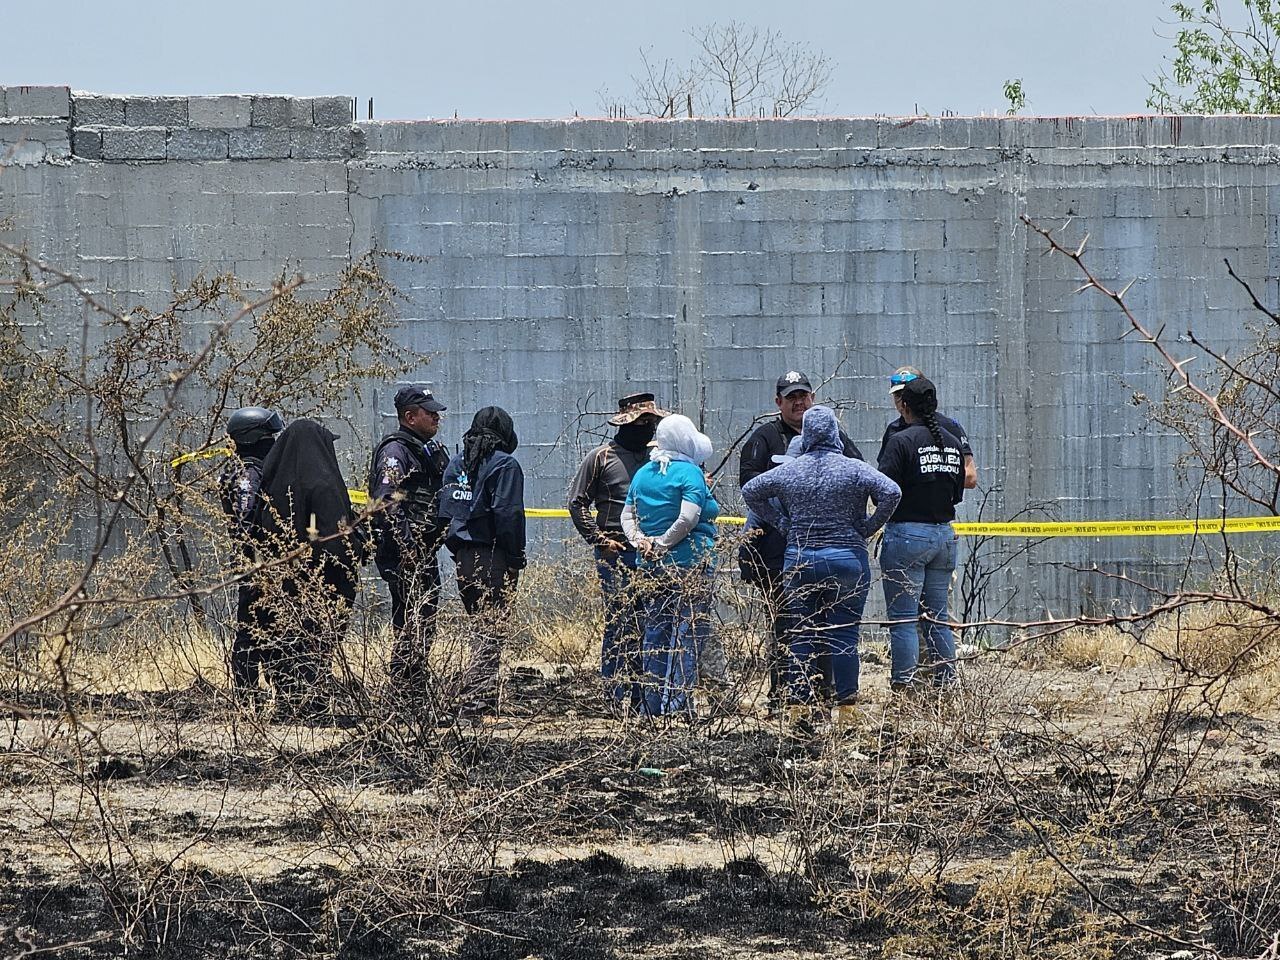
[218,455,265,523]
[369,430,448,534]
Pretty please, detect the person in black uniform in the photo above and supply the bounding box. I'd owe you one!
[369,385,450,690]
[879,366,977,490]
[738,371,863,712]
[567,392,668,708]
[252,419,366,715]
[876,376,966,690]
[218,406,284,692]
[438,406,526,719]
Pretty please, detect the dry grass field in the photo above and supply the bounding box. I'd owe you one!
[2,584,1278,960]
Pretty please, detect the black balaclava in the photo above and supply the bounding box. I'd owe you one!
[614,416,658,453]
[236,437,276,463]
[462,406,518,477]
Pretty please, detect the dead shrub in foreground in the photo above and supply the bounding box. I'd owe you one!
[1038,600,1280,717]
[1179,808,1280,959]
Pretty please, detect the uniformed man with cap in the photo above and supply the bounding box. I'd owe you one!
[369,385,451,689]
[567,391,669,708]
[219,406,284,691]
[738,371,863,712]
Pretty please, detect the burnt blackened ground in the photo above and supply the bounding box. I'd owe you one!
[2,665,1279,957]
[0,858,852,960]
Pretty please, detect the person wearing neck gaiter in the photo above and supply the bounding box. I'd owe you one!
[439,406,525,719]
[567,392,670,710]
[620,414,719,717]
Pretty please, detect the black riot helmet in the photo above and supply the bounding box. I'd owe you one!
[227,407,284,447]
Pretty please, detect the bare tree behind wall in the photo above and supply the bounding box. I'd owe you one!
[600,21,834,118]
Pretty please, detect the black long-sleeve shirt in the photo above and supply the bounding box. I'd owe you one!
[566,441,648,547]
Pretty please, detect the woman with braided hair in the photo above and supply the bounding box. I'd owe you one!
[876,377,966,690]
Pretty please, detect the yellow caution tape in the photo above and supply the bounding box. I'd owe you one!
[528,507,745,525]
[529,509,1280,536]
[951,516,1280,537]
[174,451,1280,537]
[170,447,233,468]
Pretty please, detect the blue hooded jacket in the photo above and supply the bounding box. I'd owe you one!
[438,449,527,567]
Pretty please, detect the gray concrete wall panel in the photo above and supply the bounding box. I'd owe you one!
[4,94,1279,614]
[2,85,70,117]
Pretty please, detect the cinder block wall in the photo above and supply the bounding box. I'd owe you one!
[3,87,1276,615]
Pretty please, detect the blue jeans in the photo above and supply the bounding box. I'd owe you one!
[594,546,641,704]
[880,522,959,687]
[783,545,869,705]
[638,567,712,716]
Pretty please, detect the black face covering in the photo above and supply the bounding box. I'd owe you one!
[462,406,518,477]
[236,437,276,463]
[614,418,657,452]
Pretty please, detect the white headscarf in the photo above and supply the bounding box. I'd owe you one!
[649,414,713,474]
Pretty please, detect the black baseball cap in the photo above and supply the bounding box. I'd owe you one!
[900,375,936,400]
[775,370,813,398]
[394,385,447,414]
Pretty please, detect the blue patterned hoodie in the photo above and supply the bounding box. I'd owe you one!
[741,406,901,551]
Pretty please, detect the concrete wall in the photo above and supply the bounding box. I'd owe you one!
[3,86,1276,616]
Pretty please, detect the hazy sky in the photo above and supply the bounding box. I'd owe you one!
[7,0,1178,120]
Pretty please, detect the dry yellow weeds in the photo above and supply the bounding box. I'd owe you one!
[1040,603,1280,715]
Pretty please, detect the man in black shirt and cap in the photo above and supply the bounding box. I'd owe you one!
[738,371,862,712]
[567,392,669,708]
[218,406,284,693]
[369,385,450,690]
